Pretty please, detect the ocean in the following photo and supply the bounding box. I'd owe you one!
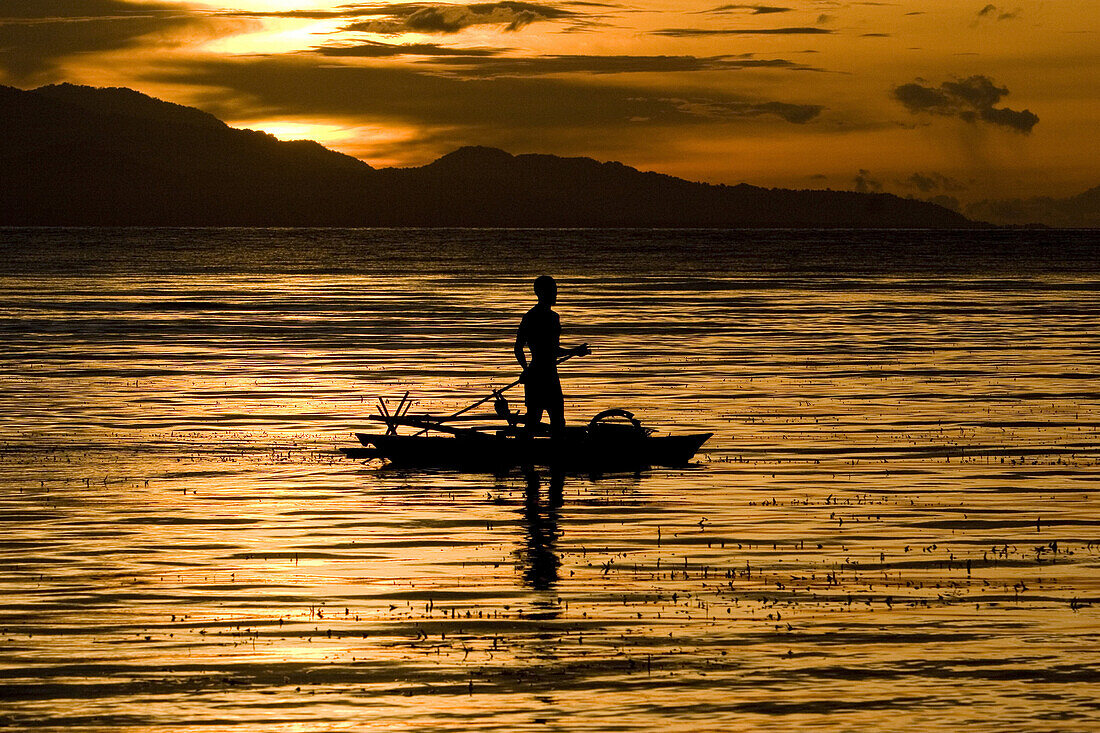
[1,228,1098,730]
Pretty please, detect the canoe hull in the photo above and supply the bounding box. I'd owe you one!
[344,431,711,470]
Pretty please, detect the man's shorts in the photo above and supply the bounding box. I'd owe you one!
[524,371,563,411]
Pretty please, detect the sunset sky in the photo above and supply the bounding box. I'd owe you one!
[2,0,1097,202]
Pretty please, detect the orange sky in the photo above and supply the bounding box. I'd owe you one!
[2,0,1097,202]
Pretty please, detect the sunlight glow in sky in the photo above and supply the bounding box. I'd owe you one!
[2,0,1097,203]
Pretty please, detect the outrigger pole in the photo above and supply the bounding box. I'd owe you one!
[405,351,581,436]
[448,351,578,419]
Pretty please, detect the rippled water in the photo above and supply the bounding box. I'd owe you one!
[1,228,1098,731]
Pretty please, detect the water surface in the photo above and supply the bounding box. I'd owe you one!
[1,229,1098,731]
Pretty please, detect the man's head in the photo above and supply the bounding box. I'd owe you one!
[534,275,557,305]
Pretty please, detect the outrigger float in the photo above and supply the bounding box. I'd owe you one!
[340,354,712,471]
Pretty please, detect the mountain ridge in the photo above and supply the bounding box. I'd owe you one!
[35,83,230,131]
[1,83,978,227]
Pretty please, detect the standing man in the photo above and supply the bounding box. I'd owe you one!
[514,275,590,435]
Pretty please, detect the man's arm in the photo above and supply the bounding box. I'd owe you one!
[554,313,590,358]
[558,338,594,356]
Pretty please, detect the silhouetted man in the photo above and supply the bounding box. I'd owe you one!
[514,275,589,435]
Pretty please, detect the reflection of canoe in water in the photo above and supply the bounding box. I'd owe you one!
[342,426,712,470]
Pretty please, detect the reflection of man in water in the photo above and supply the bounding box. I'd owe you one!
[514,275,589,435]
[520,468,564,590]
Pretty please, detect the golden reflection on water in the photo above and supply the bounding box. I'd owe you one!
[0,230,1098,730]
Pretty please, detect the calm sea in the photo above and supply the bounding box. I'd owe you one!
[1,228,1098,731]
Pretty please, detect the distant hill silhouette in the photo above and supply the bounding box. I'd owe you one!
[966,186,1100,228]
[35,83,229,131]
[1,83,976,227]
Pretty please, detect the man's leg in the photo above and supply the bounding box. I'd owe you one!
[524,381,545,433]
[546,376,565,436]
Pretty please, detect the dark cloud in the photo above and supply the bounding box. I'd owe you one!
[0,1,250,81]
[941,77,1005,109]
[861,33,889,37]
[853,169,882,193]
[731,100,822,123]
[220,8,367,20]
[216,1,603,35]
[421,53,820,76]
[224,0,615,19]
[0,0,182,19]
[977,105,1037,131]
[977,4,1018,21]
[601,96,825,124]
[653,26,831,37]
[341,2,578,34]
[905,173,942,193]
[895,83,945,110]
[899,172,965,193]
[893,75,1038,133]
[143,55,825,140]
[314,41,504,58]
[648,97,823,124]
[703,5,792,14]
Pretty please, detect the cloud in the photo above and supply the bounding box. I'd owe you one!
[421,53,820,76]
[899,172,965,193]
[892,75,1038,133]
[0,1,247,80]
[976,4,1018,21]
[661,97,823,123]
[314,41,504,58]
[1,0,182,19]
[653,26,831,37]
[218,1,601,35]
[730,100,822,123]
[341,2,579,34]
[142,55,826,159]
[703,5,792,14]
[219,7,369,20]
[853,169,882,193]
